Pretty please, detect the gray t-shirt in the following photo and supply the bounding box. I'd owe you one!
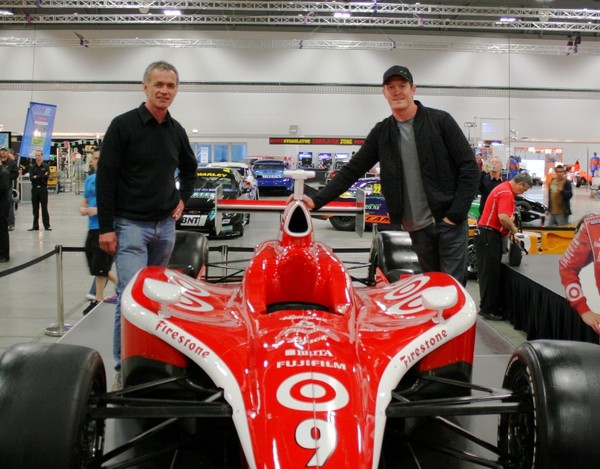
[396,117,433,231]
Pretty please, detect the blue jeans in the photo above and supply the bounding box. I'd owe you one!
[113,216,176,369]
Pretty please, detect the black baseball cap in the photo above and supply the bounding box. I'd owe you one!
[383,65,413,85]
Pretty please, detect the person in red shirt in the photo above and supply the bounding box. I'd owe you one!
[559,213,600,335]
[476,172,532,320]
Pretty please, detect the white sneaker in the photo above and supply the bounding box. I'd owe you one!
[85,293,96,301]
[112,371,122,391]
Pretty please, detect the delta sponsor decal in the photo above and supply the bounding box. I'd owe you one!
[163,270,214,313]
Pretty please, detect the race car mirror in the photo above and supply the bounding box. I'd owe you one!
[143,278,182,319]
[284,169,315,200]
[421,285,458,324]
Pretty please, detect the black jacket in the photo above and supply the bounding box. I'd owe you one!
[312,101,479,225]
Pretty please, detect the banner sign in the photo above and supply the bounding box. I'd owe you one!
[269,137,365,146]
[19,102,57,161]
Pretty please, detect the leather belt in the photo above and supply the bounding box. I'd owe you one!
[477,226,500,235]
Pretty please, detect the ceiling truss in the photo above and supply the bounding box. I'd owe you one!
[1,36,595,56]
[0,1,599,36]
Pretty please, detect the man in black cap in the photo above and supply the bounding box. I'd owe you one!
[303,65,479,285]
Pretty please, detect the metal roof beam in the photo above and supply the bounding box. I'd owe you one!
[1,36,596,56]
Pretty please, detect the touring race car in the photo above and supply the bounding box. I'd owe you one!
[252,159,294,194]
[205,161,260,201]
[1,171,599,468]
[177,167,253,238]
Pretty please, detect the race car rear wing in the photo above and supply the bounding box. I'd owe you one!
[214,170,366,236]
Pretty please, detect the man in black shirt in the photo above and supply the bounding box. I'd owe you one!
[96,61,197,389]
[28,150,51,231]
[478,157,504,219]
[0,148,18,231]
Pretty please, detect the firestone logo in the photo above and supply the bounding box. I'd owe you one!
[155,319,211,359]
[399,329,449,368]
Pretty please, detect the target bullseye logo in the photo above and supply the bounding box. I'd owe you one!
[277,372,349,411]
[565,282,583,302]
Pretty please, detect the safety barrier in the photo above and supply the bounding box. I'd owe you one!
[0,245,86,337]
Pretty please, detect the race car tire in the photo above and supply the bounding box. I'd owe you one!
[329,215,356,231]
[368,231,421,283]
[0,343,106,469]
[169,230,209,278]
[498,340,600,469]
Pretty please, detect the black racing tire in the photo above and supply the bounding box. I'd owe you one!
[169,230,209,278]
[498,340,600,469]
[329,215,356,231]
[368,231,421,283]
[515,200,534,223]
[0,342,106,469]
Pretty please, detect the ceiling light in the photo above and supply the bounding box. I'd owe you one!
[334,12,351,19]
[499,17,517,22]
[164,9,182,16]
[0,9,13,16]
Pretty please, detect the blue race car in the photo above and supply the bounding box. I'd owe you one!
[252,159,294,194]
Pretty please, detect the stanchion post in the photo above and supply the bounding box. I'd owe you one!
[45,244,73,337]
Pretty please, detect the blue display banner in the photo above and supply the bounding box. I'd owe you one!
[19,102,57,161]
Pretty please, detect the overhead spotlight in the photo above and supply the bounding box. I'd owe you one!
[139,0,150,14]
[499,17,517,22]
[334,11,351,18]
[0,9,14,16]
[164,9,182,16]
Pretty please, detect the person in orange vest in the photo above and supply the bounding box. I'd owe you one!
[574,159,581,172]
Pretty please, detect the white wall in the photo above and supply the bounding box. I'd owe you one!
[1,29,599,163]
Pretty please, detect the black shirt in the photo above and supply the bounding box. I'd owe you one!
[96,103,198,233]
[478,172,504,217]
[29,162,50,188]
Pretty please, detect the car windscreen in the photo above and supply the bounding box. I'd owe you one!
[253,163,285,171]
[196,174,236,191]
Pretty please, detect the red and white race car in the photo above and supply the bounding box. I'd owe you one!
[1,171,600,468]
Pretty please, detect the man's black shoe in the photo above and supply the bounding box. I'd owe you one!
[27,228,39,231]
[0,257,8,263]
[45,227,52,231]
[479,311,503,321]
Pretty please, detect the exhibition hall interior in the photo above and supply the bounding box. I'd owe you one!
[1,1,600,468]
